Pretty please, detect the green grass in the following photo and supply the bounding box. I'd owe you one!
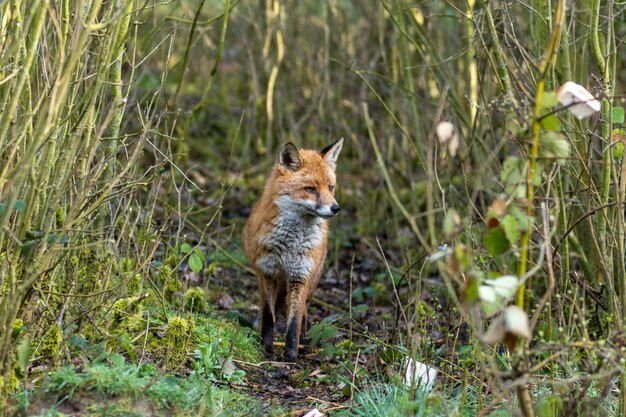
[21,356,262,417]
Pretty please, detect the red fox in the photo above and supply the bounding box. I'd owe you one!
[242,139,344,361]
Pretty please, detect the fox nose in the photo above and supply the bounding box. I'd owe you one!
[330,204,341,214]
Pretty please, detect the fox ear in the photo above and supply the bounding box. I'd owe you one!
[320,138,344,170]
[278,143,303,171]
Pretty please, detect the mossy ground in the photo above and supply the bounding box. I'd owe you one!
[11,309,266,417]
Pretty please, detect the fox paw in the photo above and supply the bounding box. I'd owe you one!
[284,350,297,362]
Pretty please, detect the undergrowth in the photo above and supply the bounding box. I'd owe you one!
[17,354,262,416]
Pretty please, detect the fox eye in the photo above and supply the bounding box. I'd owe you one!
[304,186,317,194]
[329,185,335,192]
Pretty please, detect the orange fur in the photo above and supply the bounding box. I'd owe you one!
[242,140,343,361]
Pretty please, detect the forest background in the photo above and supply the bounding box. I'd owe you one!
[0,0,625,416]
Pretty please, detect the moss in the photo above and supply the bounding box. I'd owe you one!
[120,257,134,274]
[123,314,145,333]
[13,319,24,331]
[41,325,62,358]
[12,318,26,340]
[165,316,194,369]
[111,297,146,327]
[55,207,64,227]
[160,265,181,303]
[165,253,178,268]
[75,248,111,295]
[7,371,19,393]
[0,369,20,396]
[183,287,206,313]
[127,273,141,296]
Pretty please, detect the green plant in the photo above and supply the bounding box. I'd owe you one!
[193,340,245,384]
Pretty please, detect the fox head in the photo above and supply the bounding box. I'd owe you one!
[272,139,344,219]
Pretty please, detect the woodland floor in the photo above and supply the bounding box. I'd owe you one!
[18,167,443,417]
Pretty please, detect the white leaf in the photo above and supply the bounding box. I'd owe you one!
[484,275,519,298]
[478,285,497,303]
[503,305,531,339]
[302,409,324,417]
[448,134,459,157]
[436,121,460,157]
[436,121,455,143]
[481,306,531,348]
[403,357,437,391]
[556,81,601,119]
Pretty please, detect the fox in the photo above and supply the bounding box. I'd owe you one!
[242,139,344,361]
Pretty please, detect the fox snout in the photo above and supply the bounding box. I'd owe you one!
[315,202,340,219]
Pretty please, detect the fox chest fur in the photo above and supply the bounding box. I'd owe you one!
[254,196,327,282]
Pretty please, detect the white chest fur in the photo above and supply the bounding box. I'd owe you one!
[256,196,325,282]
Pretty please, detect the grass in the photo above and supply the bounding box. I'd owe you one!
[21,358,262,416]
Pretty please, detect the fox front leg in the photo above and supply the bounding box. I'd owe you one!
[284,281,307,362]
[259,275,279,356]
[299,307,309,345]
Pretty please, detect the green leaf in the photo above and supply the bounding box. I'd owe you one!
[21,240,38,258]
[309,320,339,346]
[541,91,558,109]
[193,248,206,263]
[12,322,27,338]
[68,335,89,351]
[501,214,520,244]
[613,106,625,125]
[540,131,570,163]
[319,325,338,340]
[47,233,69,244]
[353,303,369,315]
[352,287,364,303]
[0,200,26,214]
[485,227,509,257]
[463,274,479,305]
[540,114,561,132]
[615,141,625,160]
[508,204,533,231]
[486,410,511,417]
[188,253,203,273]
[501,157,526,198]
[180,243,193,254]
[17,339,31,374]
[537,395,563,417]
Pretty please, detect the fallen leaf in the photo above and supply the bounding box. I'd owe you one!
[302,409,324,417]
[403,357,437,391]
